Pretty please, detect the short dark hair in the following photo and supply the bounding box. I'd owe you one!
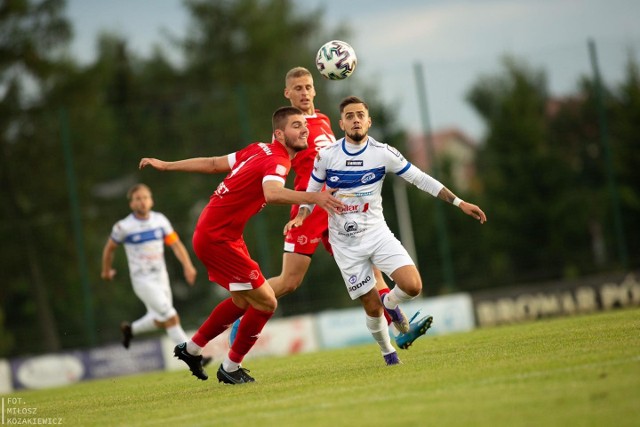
[272,106,303,132]
[339,96,369,114]
[127,183,151,200]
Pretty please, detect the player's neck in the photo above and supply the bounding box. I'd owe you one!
[133,212,150,220]
[345,136,368,146]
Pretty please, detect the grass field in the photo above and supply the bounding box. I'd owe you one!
[3,308,639,427]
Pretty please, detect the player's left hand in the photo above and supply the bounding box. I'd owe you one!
[460,202,487,224]
[283,217,304,235]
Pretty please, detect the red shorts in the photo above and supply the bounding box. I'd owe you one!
[192,230,266,291]
[284,206,332,256]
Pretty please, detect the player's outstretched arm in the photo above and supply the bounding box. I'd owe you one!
[139,156,231,174]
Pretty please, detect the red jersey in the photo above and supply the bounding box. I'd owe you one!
[291,110,335,191]
[195,141,291,241]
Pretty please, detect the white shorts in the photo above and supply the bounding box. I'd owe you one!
[331,227,415,300]
[131,272,177,322]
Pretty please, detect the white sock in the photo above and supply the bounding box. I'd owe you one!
[366,314,395,354]
[384,286,414,309]
[186,339,203,356]
[131,313,157,335]
[166,324,189,345]
[222,355,240,372]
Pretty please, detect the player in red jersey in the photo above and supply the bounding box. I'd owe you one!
[139,106,343,384]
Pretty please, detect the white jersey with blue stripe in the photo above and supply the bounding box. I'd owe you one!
[308,136,445,245]
[307,137,401,244]
[110,211,174,280]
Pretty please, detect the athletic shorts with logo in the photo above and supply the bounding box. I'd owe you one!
[331,226,414,300]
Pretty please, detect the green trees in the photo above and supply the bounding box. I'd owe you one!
[466,55,640,287]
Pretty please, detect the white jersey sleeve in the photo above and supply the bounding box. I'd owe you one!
[397,164,444,197]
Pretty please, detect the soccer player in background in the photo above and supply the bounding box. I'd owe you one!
[231,67,433,349]
[139,106,344,384]
[101,184,199,351]
[294,96,487,365]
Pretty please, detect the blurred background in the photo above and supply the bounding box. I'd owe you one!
[1,0,638,358]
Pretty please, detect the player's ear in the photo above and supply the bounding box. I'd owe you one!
[339,119,345,131]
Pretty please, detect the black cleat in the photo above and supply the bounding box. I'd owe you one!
[120,321,133,349]
[202,356,213,367]
[174,343,208,380]
[217,364,255,385]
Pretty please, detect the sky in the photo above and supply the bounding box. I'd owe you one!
[66,0,640,140]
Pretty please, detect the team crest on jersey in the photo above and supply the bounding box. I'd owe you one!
[361,172,376,184]
[346,160,363,166]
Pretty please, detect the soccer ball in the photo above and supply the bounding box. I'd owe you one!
[315,40,357,80]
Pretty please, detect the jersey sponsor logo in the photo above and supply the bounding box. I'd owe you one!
[339,191,374,198]
[348,275,372,292]
[214,181,230,197]
[337,203,369,214]
[344,221,358,232]
[346,160,363,166]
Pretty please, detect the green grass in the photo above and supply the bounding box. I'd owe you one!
[4,308,639,427]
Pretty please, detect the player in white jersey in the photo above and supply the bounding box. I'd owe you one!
[295,96,487,365]
[101,184,199,351]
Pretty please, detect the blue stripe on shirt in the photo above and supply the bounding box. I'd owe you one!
[325,167,386,189]
[396,162,412,176]
[122,228,164,245]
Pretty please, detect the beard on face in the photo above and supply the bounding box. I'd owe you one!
[346,129,366,143]
[284,134,308,152]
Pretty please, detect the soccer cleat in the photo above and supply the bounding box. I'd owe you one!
[174,343,208,380]
[120,321,133,349]
[217,364,255,384]
[383,351,402,366]
[396,312,434,350]
[381,293,410,333]
[228,318,240,347]
[202,356,213,367]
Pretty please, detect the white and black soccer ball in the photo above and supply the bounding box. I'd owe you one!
[315,40,357,80]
